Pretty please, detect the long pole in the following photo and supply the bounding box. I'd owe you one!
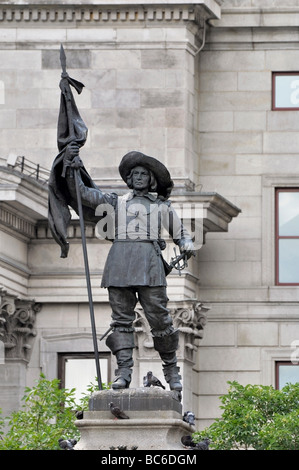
[60,44,102,390]
[74,167,102,391]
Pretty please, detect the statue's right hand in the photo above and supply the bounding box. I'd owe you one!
[64,142,80,162]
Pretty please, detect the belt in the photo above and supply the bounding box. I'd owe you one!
[113,238,162,255]
[113,239,155,243]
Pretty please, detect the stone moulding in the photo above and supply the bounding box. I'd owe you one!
[0,3,217,25]
[0,204,36,239]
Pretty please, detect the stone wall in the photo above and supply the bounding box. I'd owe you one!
[0,1,232,421]
[2,1,298,431]
[0,1,221,186]
[196,3,299,428]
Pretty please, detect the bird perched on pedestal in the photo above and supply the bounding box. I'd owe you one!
[144,371,165,389]
[109,402,130,419]
[181,435,210,450]
[181,435,195,448]
[58,438,77,450]
[183,411,195,426]
[193,438,210,450]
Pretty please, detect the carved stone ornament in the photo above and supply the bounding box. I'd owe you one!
[0,288,41,363]
[133,301,209,363]
[0,4,214,26]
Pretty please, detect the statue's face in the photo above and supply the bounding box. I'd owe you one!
[131,166,150,192]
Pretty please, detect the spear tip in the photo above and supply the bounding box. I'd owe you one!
[60,44,66,73]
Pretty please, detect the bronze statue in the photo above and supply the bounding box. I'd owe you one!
[48,46,194,393]
[62,143,194,392]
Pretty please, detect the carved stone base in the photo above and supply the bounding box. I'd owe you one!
[75,388,194,450]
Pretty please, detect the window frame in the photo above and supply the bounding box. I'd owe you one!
[58,351,111,390]
[275,187,299,286]
[275,360,299,389]
[272,71,299,111]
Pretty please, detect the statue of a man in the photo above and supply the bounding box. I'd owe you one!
[63,143,194,392]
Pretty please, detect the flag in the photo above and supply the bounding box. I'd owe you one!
[48,66,97,258]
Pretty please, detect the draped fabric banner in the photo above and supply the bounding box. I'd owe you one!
[48,66,97,258]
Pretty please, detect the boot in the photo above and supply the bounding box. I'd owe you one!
[106,329,135,389]
[153,329,182,392]
[112,348,133,389]
[112,367,132,389]
[163,364,182,392]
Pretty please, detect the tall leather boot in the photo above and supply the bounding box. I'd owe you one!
[106,329,135,389]
[153,329,182,392]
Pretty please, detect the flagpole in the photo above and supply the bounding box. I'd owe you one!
[59,45,102,391]
[74,165,103,391]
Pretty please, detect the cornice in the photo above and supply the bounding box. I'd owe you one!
[0,3,218,26]
[0,204,36,239]
[0,164,48,221]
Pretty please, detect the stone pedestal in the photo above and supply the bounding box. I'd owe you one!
[75,388,194,450]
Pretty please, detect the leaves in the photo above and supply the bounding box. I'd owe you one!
[0,374,110,450]
[193,381,299,450]
[0,373,79,450]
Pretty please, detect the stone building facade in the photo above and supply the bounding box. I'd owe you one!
[0,0,299,431]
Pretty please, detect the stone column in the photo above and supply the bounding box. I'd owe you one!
[0,288,40,418]
[133,301,209,410]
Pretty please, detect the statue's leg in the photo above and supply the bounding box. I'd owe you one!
[106,287,137,389]
[152,329,182,392]
[138,286,182,392]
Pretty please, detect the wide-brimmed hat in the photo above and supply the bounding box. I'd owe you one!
[119,151,174,199]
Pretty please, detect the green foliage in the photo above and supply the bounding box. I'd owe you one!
[76,379,110,413]
[0,374,109,450]
[193,381,299,450]
[0,408,4,439]
[0,373,79,450]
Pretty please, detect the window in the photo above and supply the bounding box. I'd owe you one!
[272,72,299,110]
[276,188,299,285]
[58,353,110,405]
[275,361,299,389]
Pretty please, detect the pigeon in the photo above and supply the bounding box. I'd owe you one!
[110,445,138,450]
[181,435,196,448]
[109,402,130,419]
[145,371,165,389]
[181,435,210,450]
[75,410,83,420]
[58,438,77,450]
[183,411,195,426]
[193,438,210,450]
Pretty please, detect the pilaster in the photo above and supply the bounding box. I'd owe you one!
[133,300,209,408]
[0,287,40,363]
[0,287,40,418]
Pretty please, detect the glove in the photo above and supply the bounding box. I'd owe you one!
[62,142,81,176]
[64,142,80,162]
[179,239,195,259]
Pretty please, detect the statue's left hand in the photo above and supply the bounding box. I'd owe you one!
[179,240,195,259]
